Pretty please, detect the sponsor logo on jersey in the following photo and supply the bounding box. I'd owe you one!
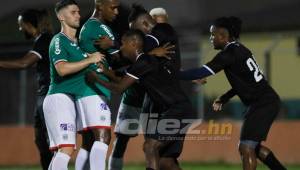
[100,24,115,40]
[54,38,61,55]
[62,134,68,141]
[60,123,75,132]
[100,103,108,110]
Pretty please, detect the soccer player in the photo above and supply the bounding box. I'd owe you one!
[0,9,53,170]
[108,4,178,170]
[179,16,286,170]
[76,0,119,169]
[87,29,194,170]
[149,7,168,24]
[43,0,103,169]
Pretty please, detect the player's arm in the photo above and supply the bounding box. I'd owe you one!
[86,71,135,93]
[178,66,214,80]
[97,62,122,83]
[55,52,104,77]
[179,52,233,80]
[0,52,40,69]
[213,89,236,111]
[148,42,175,59]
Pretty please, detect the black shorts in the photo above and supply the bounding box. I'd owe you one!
[240,93,280,142]
[144,102,195,158]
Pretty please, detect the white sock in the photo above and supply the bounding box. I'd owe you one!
[48,152,56,170]
[75,148,89,170]
[51,152,70,170]
[108,156,123,170]
[89,141,108,170]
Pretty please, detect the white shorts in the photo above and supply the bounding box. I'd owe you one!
[43,93,77,151]
[114,103,142,136]
[76,95,111,132]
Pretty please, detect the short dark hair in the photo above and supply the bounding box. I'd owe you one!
[20,9,53,33]
[213,16,242,39]
[123,29,145,45]
[55,0,78,13]
[128,4,148,23]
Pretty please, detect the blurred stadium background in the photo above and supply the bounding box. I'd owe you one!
[0,0,299,169]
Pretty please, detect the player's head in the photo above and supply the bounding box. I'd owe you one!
[95,0,119,22]
[55,0,80,29]
[18,9,52,39]
[128,4,156,34]
[120,29,145,62]
[149,7,168,23]
[210,16,242,49]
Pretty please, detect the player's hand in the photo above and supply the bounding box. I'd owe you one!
[94,36,114,50]
[149,42,175,59]
[96,61,108,73]
[87,52,105,64]
[212,98,223,111]
[86,71,98,84]
[192,78,207,85]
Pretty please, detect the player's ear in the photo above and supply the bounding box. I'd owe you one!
[56,12,64,21]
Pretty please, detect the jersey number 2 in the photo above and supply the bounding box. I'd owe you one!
[246,58,263,82]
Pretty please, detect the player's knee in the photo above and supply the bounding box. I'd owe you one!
[143,139,161,155]
[81,132,94,151]
[92,128,111,145]
[238,142,256,156]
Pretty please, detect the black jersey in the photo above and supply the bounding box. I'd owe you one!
[31,32,52,95]
[142,23,183,113]
[205,42,277,105]
[126,53,190,113]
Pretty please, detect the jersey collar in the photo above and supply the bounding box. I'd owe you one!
[136,53,144,61]
[59,32,78,43]
[224,41,237,50]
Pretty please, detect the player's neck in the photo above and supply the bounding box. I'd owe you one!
[61,26,77,42]
[91,10,105,24]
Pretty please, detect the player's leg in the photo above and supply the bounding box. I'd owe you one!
[34,95,53,170]
[143,137,163,170]
[43,93,77,170]
[108,133,130,170]
[255,144,287,170]
[239,97,284,170]
[76,95,111,170]
[75,131,93,170]
[238,140,258,170]
[159,157,181,170]
[109,103,141,170]
[253,99,286,170]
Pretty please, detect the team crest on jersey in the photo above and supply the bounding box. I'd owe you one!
[54,38,61,55]
[100,103,108,110]
[60,123,75,132]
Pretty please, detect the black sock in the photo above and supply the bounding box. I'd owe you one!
[146,168,154,170]
[261,152,287,170]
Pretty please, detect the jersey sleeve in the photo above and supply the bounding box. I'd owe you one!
[30,36,47,59]
[204,51,234,74]
[97,23,119,54]
[126,56,154,80]
[49,37,68,65]
[144,34,160,53]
